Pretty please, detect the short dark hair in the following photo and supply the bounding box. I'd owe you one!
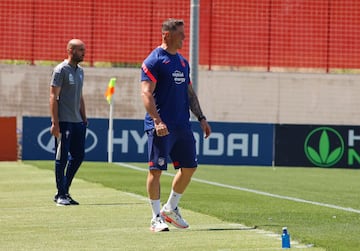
[162,18,184,32]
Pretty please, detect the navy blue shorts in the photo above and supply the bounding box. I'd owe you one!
[146,127,197,170]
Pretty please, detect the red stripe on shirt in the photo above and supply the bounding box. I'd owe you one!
[142,63,157,84]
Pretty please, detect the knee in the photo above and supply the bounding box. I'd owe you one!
[180,167,196,177]
[69,152,84,166]
[149,169,162,179]
[76,150,85,161]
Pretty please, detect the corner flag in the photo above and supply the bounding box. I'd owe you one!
[105,77,116,104]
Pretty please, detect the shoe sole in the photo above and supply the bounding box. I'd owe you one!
[56,203,70,206]
[161,212,189,229]
[150,226,169,232]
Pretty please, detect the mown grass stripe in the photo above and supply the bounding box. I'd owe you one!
[117,162,360,214]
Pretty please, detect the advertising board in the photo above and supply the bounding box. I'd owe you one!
[22,117,274,166]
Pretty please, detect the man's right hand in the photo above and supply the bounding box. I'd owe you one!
[50,123,60,138]
[155,121,169,137]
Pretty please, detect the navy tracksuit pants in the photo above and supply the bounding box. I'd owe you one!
[54,122,86,196]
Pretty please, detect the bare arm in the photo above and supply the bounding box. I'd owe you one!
[188,84,204,119]
[141,80,169,137]
[188,84,211,138]
[49,85,61,138]
[80,94,87,125]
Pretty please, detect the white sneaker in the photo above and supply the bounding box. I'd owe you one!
[150,216,169,232]
[56,196,70,206]
[161,207,189,229]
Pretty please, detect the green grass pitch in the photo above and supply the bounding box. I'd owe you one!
[2,161,360,250]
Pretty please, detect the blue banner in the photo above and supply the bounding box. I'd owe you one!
[22,117,274,166]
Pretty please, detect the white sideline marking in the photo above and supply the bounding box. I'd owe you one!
[117,162,360,214]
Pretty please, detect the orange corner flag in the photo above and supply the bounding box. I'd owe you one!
[105,78,116,104]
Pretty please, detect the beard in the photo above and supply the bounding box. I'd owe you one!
[73,53,84,63]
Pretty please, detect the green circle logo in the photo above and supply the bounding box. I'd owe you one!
[304,127,344,167]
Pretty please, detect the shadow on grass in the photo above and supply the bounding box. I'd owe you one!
[194,226,257,231]
[83,202,146,206]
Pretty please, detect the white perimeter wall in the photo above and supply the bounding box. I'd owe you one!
[1,64,360,128]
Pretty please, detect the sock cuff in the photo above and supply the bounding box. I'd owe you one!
[171,190,182,197]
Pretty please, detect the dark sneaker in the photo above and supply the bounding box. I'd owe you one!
[66,194,79,205]
[56,196,70,206]
[53,193,59,203]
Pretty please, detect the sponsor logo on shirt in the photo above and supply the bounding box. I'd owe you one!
[172,70,186,85]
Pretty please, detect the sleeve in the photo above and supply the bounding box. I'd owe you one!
[141,53,158,84]
[50,66,63,87]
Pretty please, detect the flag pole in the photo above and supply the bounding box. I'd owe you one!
[108,99,114,163]
[105,77,116,163]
